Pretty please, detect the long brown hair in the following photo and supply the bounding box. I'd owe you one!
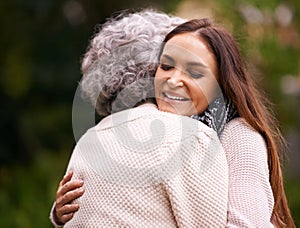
[164,18,295,227]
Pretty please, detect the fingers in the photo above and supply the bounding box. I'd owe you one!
[54,172,85,225]
[55,188,84,224]
[56,186,85,207]
[56,171,84,206]
[60,212,75,224]
[55,204,80,224]
[57,203,80,215]
[58,179,84,197]
[59,171,73,187]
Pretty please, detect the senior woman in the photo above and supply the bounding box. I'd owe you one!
[50,10,229,227]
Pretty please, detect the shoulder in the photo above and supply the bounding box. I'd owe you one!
[220,117,265,145]
[220,117,267,163]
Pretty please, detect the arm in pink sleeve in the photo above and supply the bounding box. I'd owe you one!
[221,118,274,228]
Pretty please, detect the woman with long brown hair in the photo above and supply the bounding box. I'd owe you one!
[157,18,294,227]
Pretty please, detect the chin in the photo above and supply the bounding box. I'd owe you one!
[157,100,196,116]
[159,106,188,116]
[157,104,175,114]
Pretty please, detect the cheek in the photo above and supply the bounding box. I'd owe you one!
[154,68,167,80]
[194,77,220,104]
[191,89,209,113]
[188,80,210,114]
[154,69,167,91]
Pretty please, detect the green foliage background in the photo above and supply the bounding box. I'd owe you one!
[0,0,299,227]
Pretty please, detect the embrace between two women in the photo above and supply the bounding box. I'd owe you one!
[50,9,295,227]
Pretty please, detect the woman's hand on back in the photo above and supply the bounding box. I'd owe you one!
[53,171,85,225]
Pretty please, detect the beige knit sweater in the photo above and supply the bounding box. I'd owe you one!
[51,103,228,227]
[220,118,274,227]
[50,104,275,227]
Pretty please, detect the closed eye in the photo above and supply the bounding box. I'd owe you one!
[188,70,204,79]
[160,63,174,71]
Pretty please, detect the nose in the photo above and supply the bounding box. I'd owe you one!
[167,69,184,88]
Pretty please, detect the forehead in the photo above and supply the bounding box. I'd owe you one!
[164,33,211,57]
[162,32,219,79]
[162,33,217,68]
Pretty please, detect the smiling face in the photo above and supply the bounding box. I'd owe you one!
[154,32,220,116]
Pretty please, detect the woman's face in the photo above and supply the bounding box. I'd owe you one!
[154,32,220,116]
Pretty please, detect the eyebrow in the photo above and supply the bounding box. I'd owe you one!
[161,54,208,68]
[161,54,175,64]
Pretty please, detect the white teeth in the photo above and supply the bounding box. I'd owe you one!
[163,92,189,101]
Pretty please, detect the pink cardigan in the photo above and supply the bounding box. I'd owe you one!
[51,104,228,227]
[50,104,275,227]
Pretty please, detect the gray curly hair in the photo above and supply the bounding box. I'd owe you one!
[80,9,186,116]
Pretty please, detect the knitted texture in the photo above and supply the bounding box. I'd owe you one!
[220,118,275,227]
[50,108,276,227]
[52,104,228,227]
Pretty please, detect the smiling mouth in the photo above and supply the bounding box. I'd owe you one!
[162,92,190,101]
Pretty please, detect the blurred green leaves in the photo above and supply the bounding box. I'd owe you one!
[2,46,33,99]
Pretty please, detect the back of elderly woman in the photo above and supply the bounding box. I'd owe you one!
[50,10,229,227]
